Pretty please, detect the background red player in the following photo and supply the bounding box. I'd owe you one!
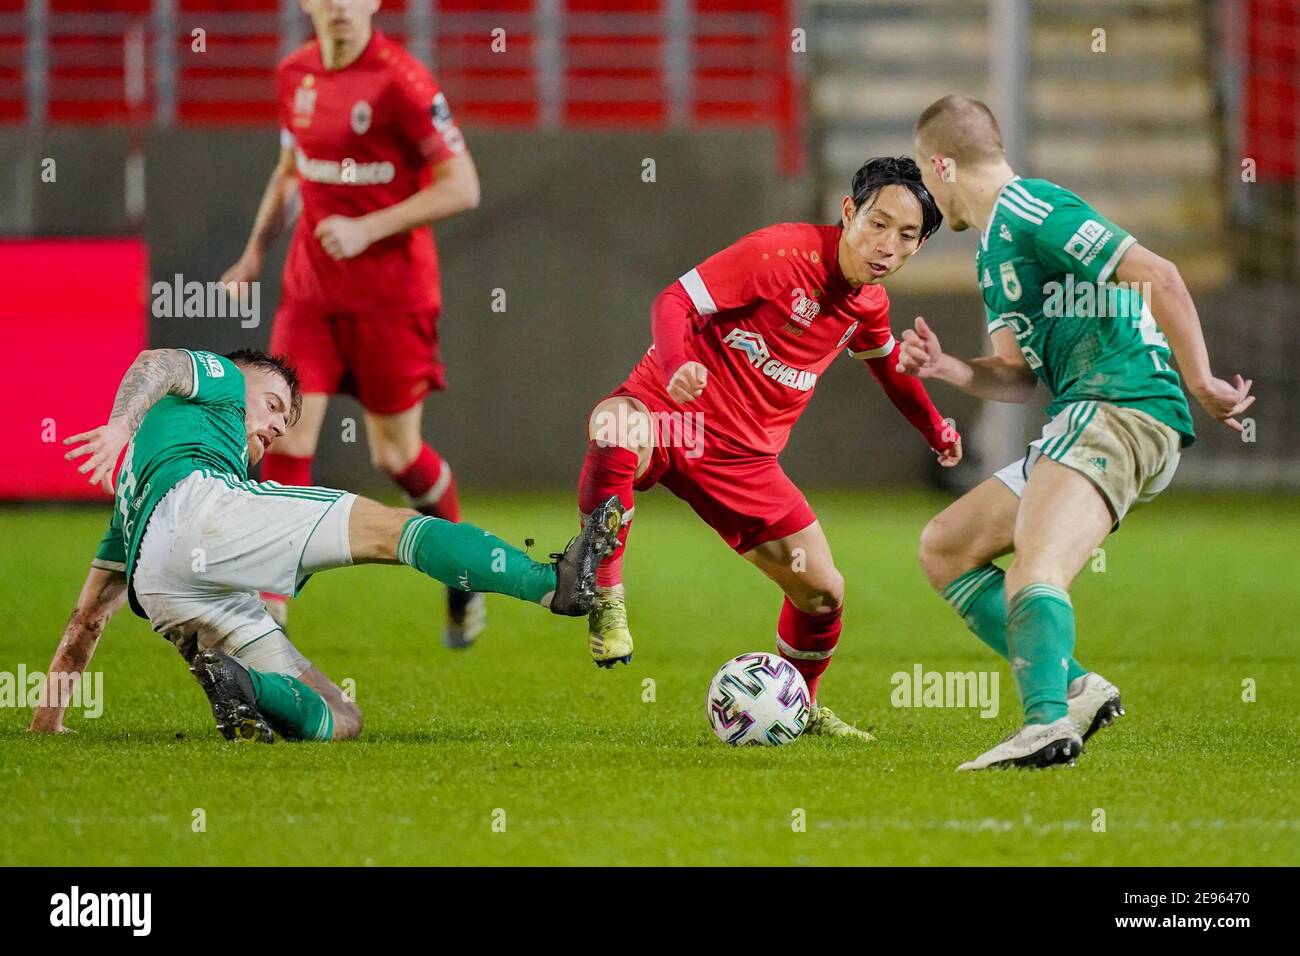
[221,0,484,647]
[578,157,961,738]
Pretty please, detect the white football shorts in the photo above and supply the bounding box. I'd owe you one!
[133,470,356,675]
[994,401,1181,524]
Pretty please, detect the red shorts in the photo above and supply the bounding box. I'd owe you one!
[607,382,817,554]
[270,299,447,415]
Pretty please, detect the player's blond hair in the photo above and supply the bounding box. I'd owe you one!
[914,95,1005,167]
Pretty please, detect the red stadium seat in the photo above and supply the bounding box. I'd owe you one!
[5,0,801,169]
[1244,0,1298,181]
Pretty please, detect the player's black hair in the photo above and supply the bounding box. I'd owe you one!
[847,156,943,242]
[225,348,303,426]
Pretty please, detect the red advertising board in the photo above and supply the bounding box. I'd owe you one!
[0,239,148,500]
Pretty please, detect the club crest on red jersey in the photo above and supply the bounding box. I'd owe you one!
[351,100,373,135]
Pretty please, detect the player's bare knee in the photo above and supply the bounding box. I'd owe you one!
[791,588,841,615]
[368,439,418,476]
[920,512,1000,593]
[788,569,844,614]
[588,397,651,452]
[918,515,961,589]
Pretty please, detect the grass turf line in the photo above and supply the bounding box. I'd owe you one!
[1,490,1297,865]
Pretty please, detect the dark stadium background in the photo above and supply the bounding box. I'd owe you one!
[0,0,1295,495]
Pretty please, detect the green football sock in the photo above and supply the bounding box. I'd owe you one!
[1005,583,1076,725]
[246,668,334,741]
[942,565,1086,684]
[398,516,557,605]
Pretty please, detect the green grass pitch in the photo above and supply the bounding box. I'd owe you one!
[1,490,1297,866]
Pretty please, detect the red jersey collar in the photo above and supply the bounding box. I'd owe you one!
[308,28,383,73]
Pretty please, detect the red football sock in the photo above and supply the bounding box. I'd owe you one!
[776,597,842,703]
[262,452,314,486]
[578,441,638,588]
[392,444,461,523]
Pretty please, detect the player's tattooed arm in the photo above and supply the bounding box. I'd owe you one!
[1114,243,1255,432]
[28,565,127,734]
[63,349,195,492]
[107,348,195,433]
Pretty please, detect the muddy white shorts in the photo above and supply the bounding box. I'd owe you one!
[994,401,1181,524]
[133,470,356,675]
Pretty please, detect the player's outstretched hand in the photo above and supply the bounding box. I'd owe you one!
[63,421,130,495]
[315,215,373,260]
[1191,374,1256,433]
[667,361,708,404]
[897,316,944,377]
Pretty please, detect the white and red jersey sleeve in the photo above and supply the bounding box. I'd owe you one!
[276,59,297,152]
[842,296,895,360]
[676,226,800,317]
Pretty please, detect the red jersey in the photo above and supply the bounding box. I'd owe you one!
[626,223,898,456]
[277,31,466,312]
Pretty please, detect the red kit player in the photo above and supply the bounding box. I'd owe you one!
[578,157,961,738]
[221,0,485,647]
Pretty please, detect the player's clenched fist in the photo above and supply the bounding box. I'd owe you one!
[667,361,708,403]
[220,254,260,287]
[315,215,374,260]
[897,316,944,378]
[219,253,261,301]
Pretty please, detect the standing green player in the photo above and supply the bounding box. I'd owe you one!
[903,95,1254,770]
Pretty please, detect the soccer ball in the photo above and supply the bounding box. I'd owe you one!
[706,652,809,746]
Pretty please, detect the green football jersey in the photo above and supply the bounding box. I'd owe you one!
[99,349,249,584]
[975,177,1195,446]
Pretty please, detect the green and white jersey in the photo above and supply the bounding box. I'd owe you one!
[975,177,1195,446]
[97,350,249,584]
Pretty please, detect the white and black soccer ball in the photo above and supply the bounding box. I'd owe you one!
[706,652,809,746]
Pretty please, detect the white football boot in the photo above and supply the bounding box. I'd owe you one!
[957,717,1083,771]
[444,590,487,649]
[1067,672,1124,742]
